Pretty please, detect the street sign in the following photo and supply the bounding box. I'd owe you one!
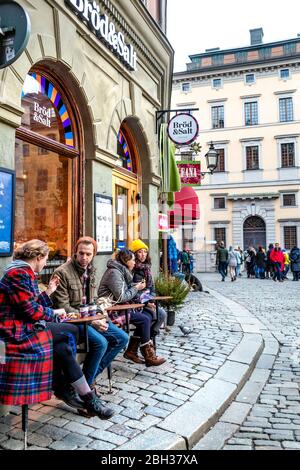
[167,113,199,146]
[0,1,31,69]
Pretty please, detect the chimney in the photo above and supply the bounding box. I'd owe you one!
[250,28,264,45]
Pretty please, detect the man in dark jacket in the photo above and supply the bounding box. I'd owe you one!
[216,242,229,281]
[51,237,128,395]
[290,246,300,281]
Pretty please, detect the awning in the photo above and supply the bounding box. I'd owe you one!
[169,186,200,228]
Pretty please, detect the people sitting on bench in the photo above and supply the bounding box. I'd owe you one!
[98,249,166,367]
[50,237,128,394]
[0,239,113,420]
[130,239,167,336]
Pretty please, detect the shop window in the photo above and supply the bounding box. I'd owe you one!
[15,71,79,263]
[117,130,134,172]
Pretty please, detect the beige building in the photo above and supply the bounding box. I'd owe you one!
[0,0,173,281]
[172,28,300,271]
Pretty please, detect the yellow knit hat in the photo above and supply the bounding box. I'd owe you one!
[129,239,149,253]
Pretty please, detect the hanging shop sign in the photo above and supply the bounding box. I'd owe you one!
[0,1,31,69]
[94,194,113,254]
[0,168,15,256]
[167,113,199,146]
[65,0,137,71]
[177,161,201,186]
[158,213,169,232]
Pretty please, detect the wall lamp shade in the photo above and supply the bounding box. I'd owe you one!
[205,142,218,173]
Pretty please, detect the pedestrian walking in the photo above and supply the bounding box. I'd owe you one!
[216,241,229,281]
[270,243,284,282]
[290,245,300,281]
[255,246,266,279]
[228,246,239,281]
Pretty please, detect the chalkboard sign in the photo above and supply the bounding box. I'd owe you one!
[0,168,15,256]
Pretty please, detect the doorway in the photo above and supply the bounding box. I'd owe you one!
[243,216,266,250]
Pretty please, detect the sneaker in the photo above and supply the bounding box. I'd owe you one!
[81,391,114,420]
[54,385,86,410]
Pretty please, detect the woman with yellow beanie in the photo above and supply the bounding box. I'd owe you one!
[129,239,167,338]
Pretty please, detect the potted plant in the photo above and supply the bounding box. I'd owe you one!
[154,274,189,326]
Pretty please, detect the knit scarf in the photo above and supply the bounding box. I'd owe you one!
[134,260,153,289]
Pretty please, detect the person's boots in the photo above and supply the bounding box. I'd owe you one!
[140,341,166,367]
[123,336,145,364]
[80,390,114,420]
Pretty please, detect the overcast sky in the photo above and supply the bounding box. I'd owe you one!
[167,0,300,72]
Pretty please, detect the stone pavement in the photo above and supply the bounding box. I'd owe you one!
[1,272,298,450]
[194,272,300,451]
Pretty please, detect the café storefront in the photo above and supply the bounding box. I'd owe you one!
[0,0,173,280]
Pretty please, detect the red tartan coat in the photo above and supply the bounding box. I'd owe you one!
[0,265,54,405]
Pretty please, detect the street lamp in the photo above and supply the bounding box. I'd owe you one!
[202,142,218,176]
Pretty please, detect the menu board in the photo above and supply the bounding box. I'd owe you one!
[0,168,15,256]
[94,194,113,254]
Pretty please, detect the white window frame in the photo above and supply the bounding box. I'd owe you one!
[241,140,262,171]
[212,196,227,211]
[276,137,298,169]
[181,82,191,93]
[278,94,294,122]
[279,68,291,81]
[244,73,256,85]
[211,78,223,90]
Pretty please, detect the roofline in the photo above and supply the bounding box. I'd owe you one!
[189,36,300,60]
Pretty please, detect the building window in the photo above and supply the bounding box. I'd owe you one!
[282,193,296,207]
[284,226,297,250]
[281,143,295,167]
[214,227,226,246]
[244,101,258,126]
[181,82,191,93]
[212,78,222,89]
[283,43,296,55]
[36,168,48,191]
[215,148,225,172]
[38,147,49,155]
[182,227,195,250]
[235,51,247,62]
[245,73,256,85]
[258,47,272,59]
[23,143,29,157]
[279,97,293,122]
[212,54,224,66]
[279,68,290,80]
[211,105,224,128]
[214,197,226,209]
[246,146,259,170]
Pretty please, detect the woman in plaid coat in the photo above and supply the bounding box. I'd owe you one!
[0,240,114,420]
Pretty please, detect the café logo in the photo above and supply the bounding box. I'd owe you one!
[33,102,51,128]
[167,113,199,146]
[65,0,137,71]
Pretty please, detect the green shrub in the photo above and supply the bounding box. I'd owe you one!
[154,275,189,309]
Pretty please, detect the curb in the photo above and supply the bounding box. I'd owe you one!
[119,287,266,450]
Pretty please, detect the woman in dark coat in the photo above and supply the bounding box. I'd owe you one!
[0,240,113,419]
[98,249,166,367]
[290,246,300,281]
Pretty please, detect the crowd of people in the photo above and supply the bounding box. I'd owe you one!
[0,237,168,421]
[216,241,300,282]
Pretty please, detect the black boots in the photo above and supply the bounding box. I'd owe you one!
[80,390,114,420]
[54,385,86,410]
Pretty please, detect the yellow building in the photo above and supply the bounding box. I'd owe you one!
[172,28,300,271]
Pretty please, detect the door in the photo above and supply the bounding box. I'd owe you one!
[113,171,139,251]
[243,216,266,250]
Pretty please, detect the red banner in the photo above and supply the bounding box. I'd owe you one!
[177,161,201,186]
[158,213,169,232]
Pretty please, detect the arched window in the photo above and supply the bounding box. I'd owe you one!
[15,71,80,263]
[243,216,266,250]
[117,130,133,172]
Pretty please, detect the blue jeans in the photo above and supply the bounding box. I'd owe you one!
[273,263,282,281]
[80,322,128,386]
[219,262,228,280]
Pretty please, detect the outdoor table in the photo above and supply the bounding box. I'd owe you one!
[65,314,106,353]
[106,303,144,333]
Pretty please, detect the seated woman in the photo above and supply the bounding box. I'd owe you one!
[129,239,167,337]
[98,249,166,367]
[0,240,113,420]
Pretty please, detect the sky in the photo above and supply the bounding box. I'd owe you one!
[167,0,300,72]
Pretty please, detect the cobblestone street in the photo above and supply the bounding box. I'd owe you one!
[198,272,300,450]
[1,273,299,451]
